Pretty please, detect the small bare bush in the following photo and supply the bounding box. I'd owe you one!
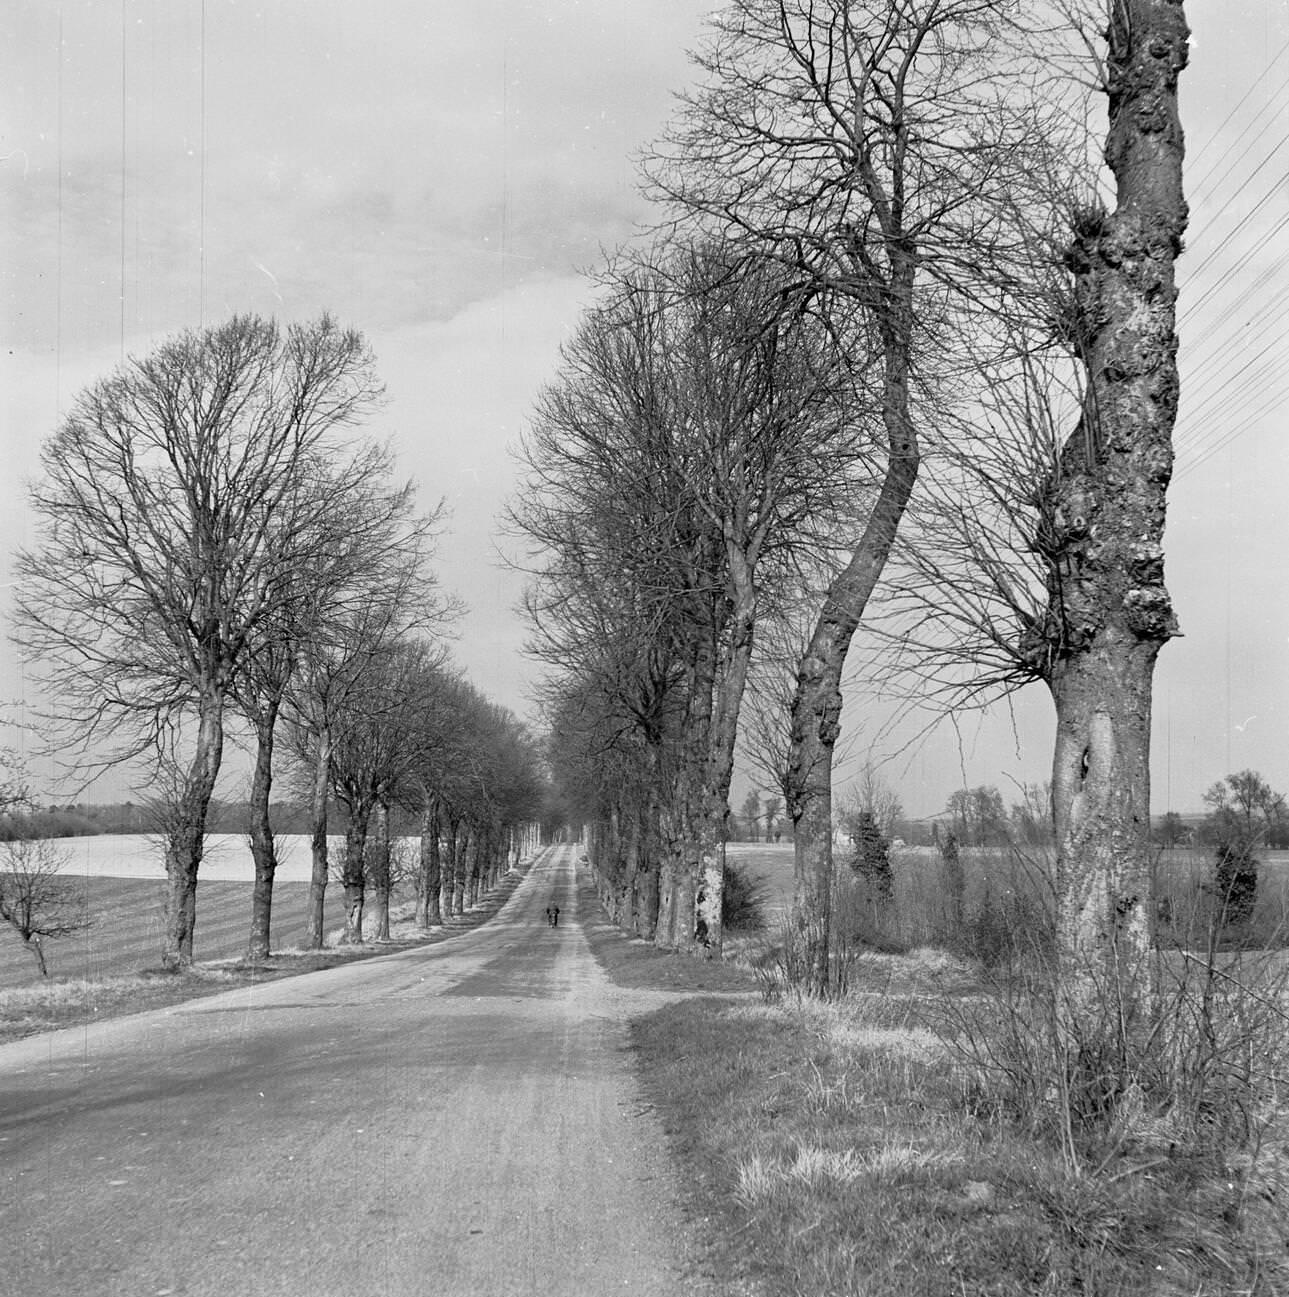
[0,836,90,976]
[941,936,1289,1178]
[754,871,891,1002]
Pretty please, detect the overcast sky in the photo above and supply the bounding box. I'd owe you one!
[2,1,1286,818]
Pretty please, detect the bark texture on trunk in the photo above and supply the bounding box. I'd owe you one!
[416,796,442,928]
[452,823,469,916]
[161,687,225,970]
[341,802,372,944]
[304,725,332,949]
[652,786,682,949]
[657,615,718,954]
[696,541,762,955]
[370,801,391,941]
[1044,0,1188,1009]
[246,698,281,962]
[465,829,483,908]
[440,816,459,920]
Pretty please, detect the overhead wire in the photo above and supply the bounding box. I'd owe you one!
[1184,31,1289,173]
[1166,46,1289,475]
[1185,50,1289,210]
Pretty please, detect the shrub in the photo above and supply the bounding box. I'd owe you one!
[940,936,1289,1175]
[847,811,893,902]
[721,860,769,932]
[1214,837,1258,930]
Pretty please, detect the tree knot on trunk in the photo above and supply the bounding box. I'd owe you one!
[1122,586,1178,640]
[1128,542,1165,584]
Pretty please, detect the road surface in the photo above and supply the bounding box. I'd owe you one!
[0,845,697,1296]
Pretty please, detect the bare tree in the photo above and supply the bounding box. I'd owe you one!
[837,2,1190,1021]
[0,837,90,977]
[740,790,761,842]
[235,459,445,961]
[1033,0,1189,1010]
[284,587,430,949]
[513,241,864,954]
[326,639,444,943]
[0,752,89,977]
[648,0,1061,989]
[840,757,897,840]
[16,314,382,969]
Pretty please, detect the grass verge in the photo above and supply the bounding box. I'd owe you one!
[626,976,1289,1296]
[576,867,758,995]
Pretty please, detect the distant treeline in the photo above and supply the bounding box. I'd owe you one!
[16,800,397,841]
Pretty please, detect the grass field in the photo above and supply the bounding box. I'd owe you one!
[729,840,1289,955]
[0,874,360,988]
[0,862,535,1044]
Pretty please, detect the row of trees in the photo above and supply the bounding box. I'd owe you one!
[516,0,1190,1022]
[15,314,544,968]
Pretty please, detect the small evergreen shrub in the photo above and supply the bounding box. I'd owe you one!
[1213,836,1258,930]
[848,811,894,902]
[722,860,769,932]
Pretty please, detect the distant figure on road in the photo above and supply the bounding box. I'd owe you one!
[550,905,560,928]
[544,905,552,925]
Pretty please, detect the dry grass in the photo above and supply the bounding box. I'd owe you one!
[628,949,1289,1297]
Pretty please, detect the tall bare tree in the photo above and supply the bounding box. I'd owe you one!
[1037,0,1189,1010]
[648,0,1055,988]
[234,455,442,961]
[829,3,1190,1020]
[17,314,381,969]
[514,242,863,954]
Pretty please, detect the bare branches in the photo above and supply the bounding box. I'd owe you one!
[15,314,385,773]
[0,837,89,977]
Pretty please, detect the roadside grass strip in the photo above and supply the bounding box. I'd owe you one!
[630,991,1289,1297]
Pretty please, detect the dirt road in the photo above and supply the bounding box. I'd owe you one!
[0,845,695,1296]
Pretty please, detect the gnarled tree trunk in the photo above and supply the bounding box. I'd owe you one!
[1046,0,1188,1015]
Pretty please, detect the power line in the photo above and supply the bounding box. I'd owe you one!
[1186,32,1289,172]
[1179,131,1289,308]
[1186,46,1289,208]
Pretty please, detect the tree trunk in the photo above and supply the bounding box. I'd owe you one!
[466,830,482,908]
[246,698,281,962]
[304,724,332,949]
[1046,0,1188,1014]
[634,773,662,940]
[440,815,459,920]
[695,543,762,956]
[341,800,372,943]
[653,812,680,948]
[416,795,442,927]
[370,801,391,940]
[25,934,48,977]
[658,614,718,954]
[452,822,469,916]
[161,686,225,969]
[620,803,641,934]
[785,257,919,995]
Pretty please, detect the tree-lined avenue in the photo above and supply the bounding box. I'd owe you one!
[0,846,692,1296]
